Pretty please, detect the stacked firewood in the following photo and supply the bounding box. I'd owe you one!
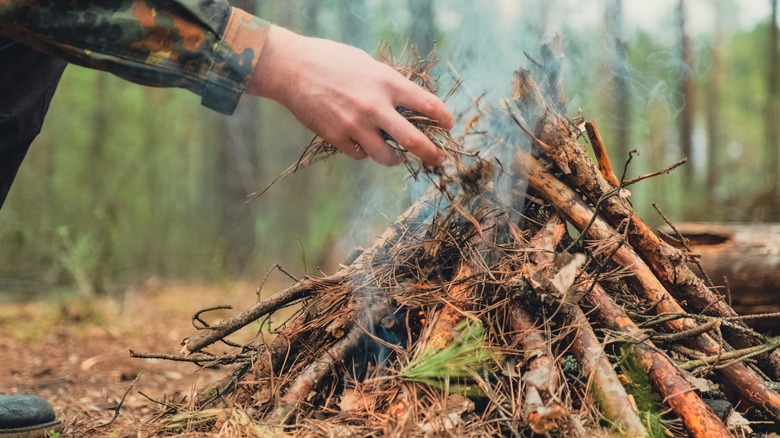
[138,45,780,437]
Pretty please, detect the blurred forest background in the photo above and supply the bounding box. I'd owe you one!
[2,0,779,299]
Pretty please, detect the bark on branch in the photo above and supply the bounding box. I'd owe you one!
[516,150,780,420]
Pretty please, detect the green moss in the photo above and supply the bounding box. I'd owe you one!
[617,346,668,438]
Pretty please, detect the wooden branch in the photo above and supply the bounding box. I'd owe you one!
[180,276,335,355]
[568,304,652,437]
[584,282,731,437]
[584,121,620,187]
[532,217,731,438]
[269,323,364,424]
[533,105,780,379]
[525,216,648,437]
[516,150,780,420]
[509,303,567,435]
[181,186,443,355]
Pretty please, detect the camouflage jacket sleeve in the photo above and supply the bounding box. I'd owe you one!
[0,1,269,115]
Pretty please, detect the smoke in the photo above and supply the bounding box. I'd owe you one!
[327,0,685,376]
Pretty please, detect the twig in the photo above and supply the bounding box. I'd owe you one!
[618,149,637,184]
[90,373,141,430]
[651,203,717,291]
[193,305,233,329]
[131,350,251,365]
[197,361,254,409]
[681,337,780,371]
[641,312,765,341]
[652,319,720,343]
[257,264,299,296]
[622,158,687,188]
[138,391,180,416]
[503,99,554,154]
[180,276,338,355]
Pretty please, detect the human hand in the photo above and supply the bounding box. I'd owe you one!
[247,25,453,168]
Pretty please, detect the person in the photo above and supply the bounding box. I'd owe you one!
[0,0,453,208]
[0,1,453,435]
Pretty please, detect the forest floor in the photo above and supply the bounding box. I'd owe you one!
[0,280,265,437]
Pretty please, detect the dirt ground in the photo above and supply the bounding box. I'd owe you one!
[0,280,263,437]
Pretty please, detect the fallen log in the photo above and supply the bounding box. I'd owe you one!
[659,222,780,325]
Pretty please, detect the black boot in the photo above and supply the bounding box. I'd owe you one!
[0,394,61,438]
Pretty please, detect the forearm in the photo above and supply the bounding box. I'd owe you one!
[0,0,269,114]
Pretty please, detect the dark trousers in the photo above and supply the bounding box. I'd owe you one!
[0,37,67,209]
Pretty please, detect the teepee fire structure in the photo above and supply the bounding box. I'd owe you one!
[135,41,780,437]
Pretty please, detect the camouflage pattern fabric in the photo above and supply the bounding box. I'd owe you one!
[0,1,269,114]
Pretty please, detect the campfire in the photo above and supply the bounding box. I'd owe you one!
[134,42,780,437]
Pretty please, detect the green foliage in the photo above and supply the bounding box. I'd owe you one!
[561,354,579,375]
[56,226,99,296]
[401,319,499,397]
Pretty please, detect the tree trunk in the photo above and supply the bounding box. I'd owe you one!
[765,0,780,215]
[86,73,111,294]
[678,0,696,188]
[706,0,723,205]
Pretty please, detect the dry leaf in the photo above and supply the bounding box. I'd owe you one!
[524,386,566,435]
[726,410,752,434]
[524,367,555,393]
[551,253,586,297]
[419,394,474,433]
[339,389,373,412]
[80,355,102,371]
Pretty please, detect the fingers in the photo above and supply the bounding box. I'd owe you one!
[396,83,454,130]
[376,110,444,167]
[332,138,369,161]
[334,108,444,167]
[355,131,404,167]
